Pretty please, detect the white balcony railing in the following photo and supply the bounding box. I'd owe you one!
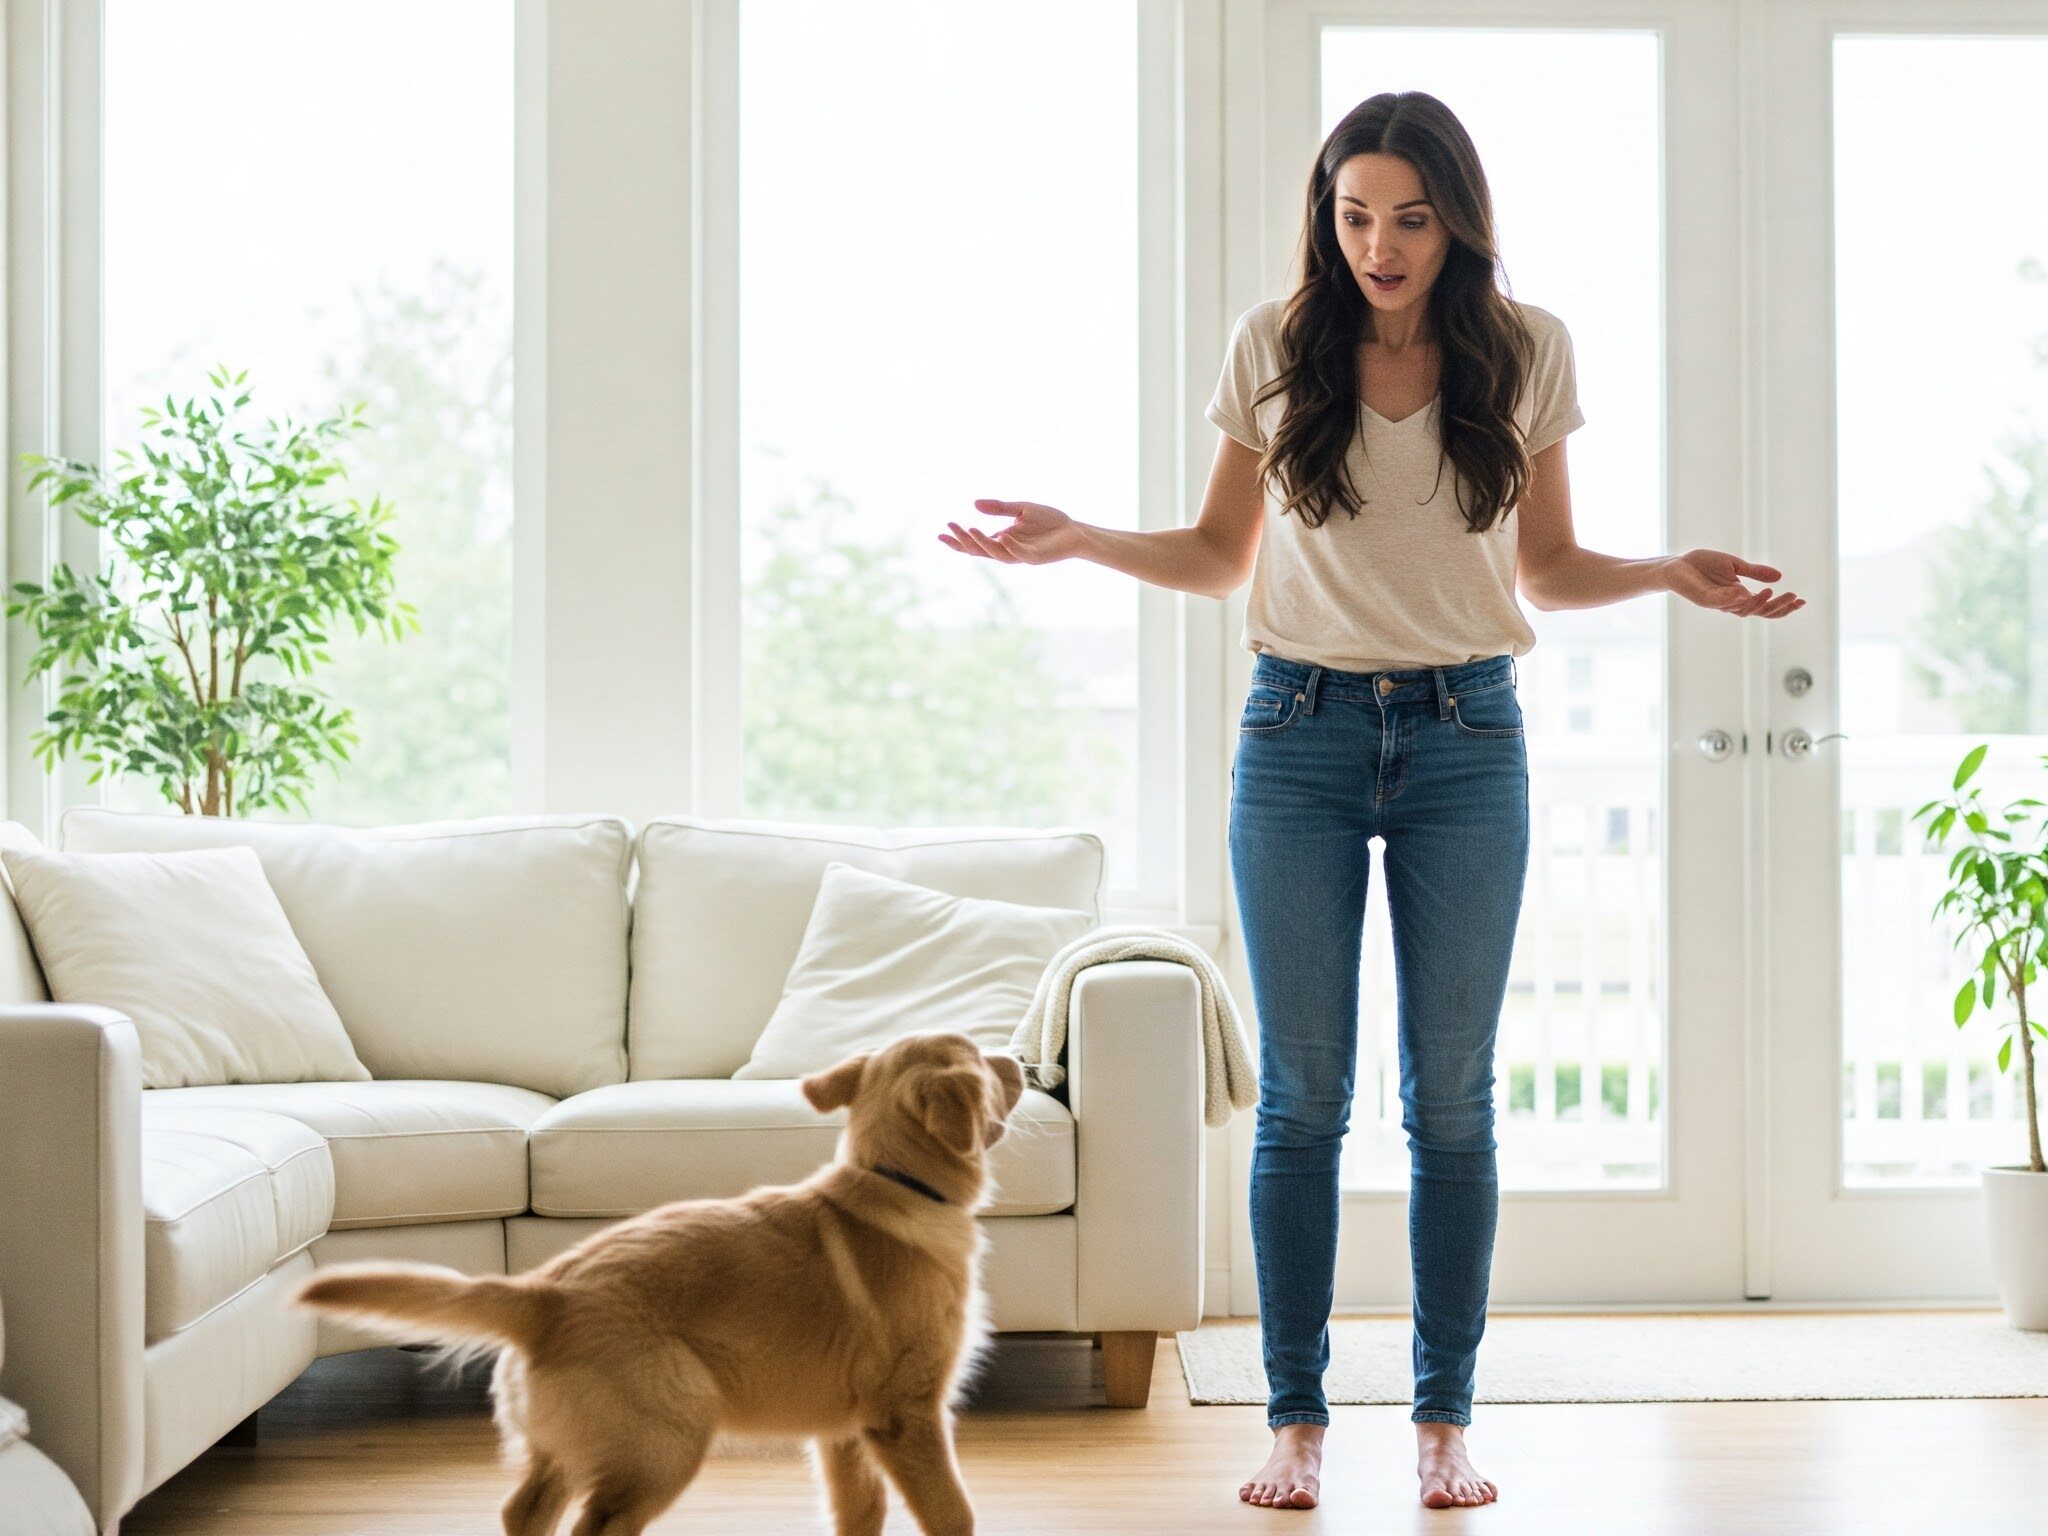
[1339,734,2041,1194]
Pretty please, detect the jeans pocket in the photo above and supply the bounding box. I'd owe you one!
[1448,682,1524,739]
[1240,682,1303,735]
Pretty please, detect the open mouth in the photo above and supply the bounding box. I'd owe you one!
[1368,272,1406,291]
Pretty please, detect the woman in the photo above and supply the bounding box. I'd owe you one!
[939,91,1799,1514]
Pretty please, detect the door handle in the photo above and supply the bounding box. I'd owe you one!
[1697,729,1736,761]
[1781,727,1848,760]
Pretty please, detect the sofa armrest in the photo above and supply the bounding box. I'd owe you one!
[1065,960,1205,1331]
[0,1005,145,1530]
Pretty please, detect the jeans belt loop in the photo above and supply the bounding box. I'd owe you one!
[1303,665,1322,715]
[1434,665,1452,720]
[1511,654,1519,689]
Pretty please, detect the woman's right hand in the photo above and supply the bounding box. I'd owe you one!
[938,499,1084,566]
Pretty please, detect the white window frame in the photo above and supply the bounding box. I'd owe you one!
[4,0,1230,944]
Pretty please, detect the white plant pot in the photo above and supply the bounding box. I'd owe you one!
[1982,1165,2048,1329]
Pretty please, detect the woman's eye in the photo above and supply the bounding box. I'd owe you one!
[1401,218,1426,230]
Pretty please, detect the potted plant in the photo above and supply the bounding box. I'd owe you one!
[6,368,415,816]
[1913,742,2048,1328]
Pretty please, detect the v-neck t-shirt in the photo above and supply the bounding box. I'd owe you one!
[1204,297,1585,674]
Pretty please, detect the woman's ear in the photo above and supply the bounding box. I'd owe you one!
[801,1052,871,1113]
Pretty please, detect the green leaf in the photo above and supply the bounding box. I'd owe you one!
[1956,744,1990,788]
[1955,977,1977,1026]
[1998,1034,2013,1073]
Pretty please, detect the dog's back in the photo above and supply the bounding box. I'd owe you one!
[295,1034,1023,1535]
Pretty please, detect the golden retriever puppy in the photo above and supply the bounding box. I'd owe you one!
[297,1031,1027,1536]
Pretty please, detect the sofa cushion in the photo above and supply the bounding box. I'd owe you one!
[0,820,52,1007]
[628,816,1104,1078]
[734,862,1095,1078]
[138,1102,334,1343]
[529,1078,1075,1218]
[0,1438,96,1536]
[58,809,633,1097]
[147,1080,555,1230]
[1,844,370,1089]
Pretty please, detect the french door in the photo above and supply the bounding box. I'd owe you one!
[1760,0,2048,1298]
[1226,0,2042,1309]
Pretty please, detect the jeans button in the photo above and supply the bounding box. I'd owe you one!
[1378,678,1394,695]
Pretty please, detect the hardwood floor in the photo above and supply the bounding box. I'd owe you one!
[122,1320,2048,1534]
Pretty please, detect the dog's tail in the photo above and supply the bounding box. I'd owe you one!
[296,1262,556,1351]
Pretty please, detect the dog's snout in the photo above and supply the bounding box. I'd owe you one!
[985,1052,1026,1125]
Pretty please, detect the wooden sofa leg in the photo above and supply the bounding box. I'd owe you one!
[1100,1330,1157,1408]
[220,1410,259,1448]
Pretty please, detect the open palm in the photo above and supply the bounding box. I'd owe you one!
[1665,549,1804,618]
[938,499,1083,566]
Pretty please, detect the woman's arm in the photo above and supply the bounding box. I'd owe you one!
[944,432,1265,601]
[1524,549,1675,610]
[1515,436,1802,618]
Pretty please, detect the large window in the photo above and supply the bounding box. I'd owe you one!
[736,0,1144,891]
[102,0,514,824]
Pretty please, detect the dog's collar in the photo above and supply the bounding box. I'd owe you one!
[869,1163,948,1204]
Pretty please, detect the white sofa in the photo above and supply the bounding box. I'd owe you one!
[0,1297,95,1536]
[0,809,1206,1534]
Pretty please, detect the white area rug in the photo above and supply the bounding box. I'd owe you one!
[1175,1311,2048,1404]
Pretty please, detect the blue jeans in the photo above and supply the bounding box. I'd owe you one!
[1228,649,1529,1429]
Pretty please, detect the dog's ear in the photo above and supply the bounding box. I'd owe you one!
[801,1053,871,1114]
[914,1070,987,1157]
[981,1054,1026,1147]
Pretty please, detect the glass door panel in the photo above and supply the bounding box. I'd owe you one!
[1314,27,1669,1195]
[1250,0,1748,1305]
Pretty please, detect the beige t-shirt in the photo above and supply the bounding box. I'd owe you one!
[1205,297,1585,673]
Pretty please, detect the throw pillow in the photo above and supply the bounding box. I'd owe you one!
[0,843,370,1089]
[732,860,1095,1078]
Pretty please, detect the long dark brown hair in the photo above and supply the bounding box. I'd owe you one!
[1254,91,1538,533]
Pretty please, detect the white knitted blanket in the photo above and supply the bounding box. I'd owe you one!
[1008,926,1258,1128]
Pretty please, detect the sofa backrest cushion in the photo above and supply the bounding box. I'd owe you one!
[1,843,370,1089]
[60,808,632,1097]
[0,821,52,1007]
[627,816,1104,1079]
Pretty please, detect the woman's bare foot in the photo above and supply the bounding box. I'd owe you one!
[1415,1420,1498,1508]
[1240,1422,1324,1509]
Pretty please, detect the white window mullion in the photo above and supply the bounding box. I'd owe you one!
[5,0,102,842]
[689,0,742,821]
[532,0,696,826]
[511,0,548,815]
[1174,0,1230,951]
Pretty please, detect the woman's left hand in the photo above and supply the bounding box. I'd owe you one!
[1662,549,1805,618]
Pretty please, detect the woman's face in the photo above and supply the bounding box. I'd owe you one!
[1331,152,1450,317]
